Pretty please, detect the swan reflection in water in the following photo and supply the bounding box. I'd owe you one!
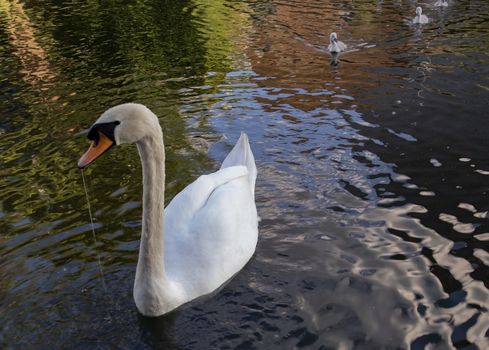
[138,310,181,348]
[330,52,340,66]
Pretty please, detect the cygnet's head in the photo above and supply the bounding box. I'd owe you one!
[416,7,422,16]
[330,32,338,43]
[78,103,161,168]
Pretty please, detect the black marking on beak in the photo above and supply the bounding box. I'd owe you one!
[87,121,120,145]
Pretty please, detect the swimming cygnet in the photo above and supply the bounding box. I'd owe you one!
[413,7,429,24]
[434,0,448,7]
[328,32,347,53]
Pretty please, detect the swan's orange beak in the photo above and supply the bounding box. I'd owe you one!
[78,131,114,169]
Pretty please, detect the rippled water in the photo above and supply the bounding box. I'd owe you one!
[1,0,489,348]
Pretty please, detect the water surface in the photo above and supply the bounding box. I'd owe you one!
[1,0,489,349]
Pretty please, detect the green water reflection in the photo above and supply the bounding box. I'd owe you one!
[0,0,251,309]
[0,0,250,229]
[1,2,255,346]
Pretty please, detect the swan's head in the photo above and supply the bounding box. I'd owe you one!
[330,32,338,43]
[78,103,160,168]
[416,7,422,16]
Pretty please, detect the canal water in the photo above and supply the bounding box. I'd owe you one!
[1,0,488,348]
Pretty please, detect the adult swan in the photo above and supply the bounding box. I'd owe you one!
[78,103,258,317]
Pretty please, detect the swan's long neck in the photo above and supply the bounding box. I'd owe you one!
[134,129,166,292]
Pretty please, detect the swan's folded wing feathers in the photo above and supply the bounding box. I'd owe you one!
[164,165,249,230]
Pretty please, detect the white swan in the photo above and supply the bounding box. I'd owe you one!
[434,0,448,7]
[328,32,347,53]
[78,103,259,317]
[413,6,429,24]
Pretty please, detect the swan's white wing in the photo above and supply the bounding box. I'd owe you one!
[413,15,429,24]
[164,165,249,231]
[163,165,258,298]
[187,176,258,289]
[338,41,347,51]
[328,41,347,53]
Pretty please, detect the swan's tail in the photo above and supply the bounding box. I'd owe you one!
[220,132,257,196]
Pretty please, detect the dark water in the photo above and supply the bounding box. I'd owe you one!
[1,0,489,348]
